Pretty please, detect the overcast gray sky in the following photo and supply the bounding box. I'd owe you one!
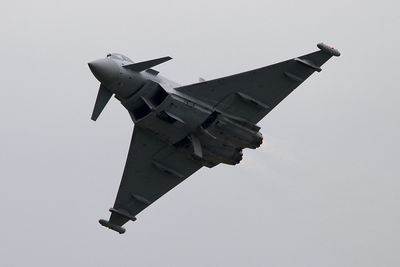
[1,0,399,266]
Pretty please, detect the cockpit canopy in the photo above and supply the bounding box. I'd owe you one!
[106,53,133,63]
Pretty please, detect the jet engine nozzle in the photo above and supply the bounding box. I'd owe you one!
[88,59,119,86]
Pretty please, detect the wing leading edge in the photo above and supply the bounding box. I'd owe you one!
[175,43,340,124]
[99,126,203,233]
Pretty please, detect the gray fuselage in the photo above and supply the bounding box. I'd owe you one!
[89,54,263,167]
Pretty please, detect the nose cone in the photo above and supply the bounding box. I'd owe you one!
[88,59,119,85]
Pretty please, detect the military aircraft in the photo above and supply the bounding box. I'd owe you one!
[88,43,340,234]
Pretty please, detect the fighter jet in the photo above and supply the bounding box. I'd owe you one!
[88,43,340,234]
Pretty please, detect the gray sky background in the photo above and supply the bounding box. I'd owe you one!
[1,0,399,266]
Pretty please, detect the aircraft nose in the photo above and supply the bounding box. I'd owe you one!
[88,59,119,85]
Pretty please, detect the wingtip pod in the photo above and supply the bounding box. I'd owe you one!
[99,219,126,234]
[317,43,341,57]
